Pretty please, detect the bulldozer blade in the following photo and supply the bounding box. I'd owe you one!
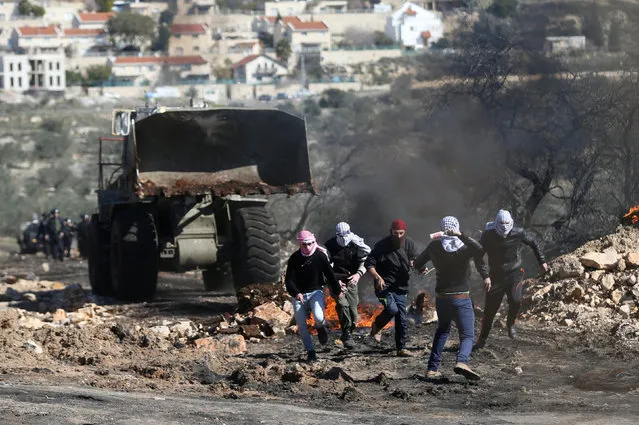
[133,108,315,197]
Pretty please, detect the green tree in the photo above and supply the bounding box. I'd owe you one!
[608,20,622,52]
[487,0,518,18]
[65,70,83,85]
[96,0,114,12]
[582,3,604,48]
[373,31,395,46]
[17,0,45,17]
[275,39,292,63]
[107,11,155,48]
[152,25,170,52]
[85,64,112,83]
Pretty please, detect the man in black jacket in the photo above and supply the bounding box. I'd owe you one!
[415,216,488,381]
[476,210,548,347]
[365,219,417,357]
[45,209,66,262]
[285,230,341,362]
[325,221,371,349]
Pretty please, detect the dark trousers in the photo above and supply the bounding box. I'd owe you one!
[480,269,525,339]
[49,238,64,261]
[427,296,474,371]
[336,284,358,340]
[374,289,407,350]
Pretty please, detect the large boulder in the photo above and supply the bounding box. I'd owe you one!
[251,302,292,329]
[580,251,619,270]
[551,256,584,279]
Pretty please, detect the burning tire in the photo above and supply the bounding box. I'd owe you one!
[110,209,159,301]
[231,207,280,290]
[88,214,113,296]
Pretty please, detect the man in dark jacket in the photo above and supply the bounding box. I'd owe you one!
[365,219,417,357]
[325,221,371,349]
[475,209,548,347]
[76,214,90,259]
[45,209,66,262]
[415,216,488,381]
[285,230,341,362]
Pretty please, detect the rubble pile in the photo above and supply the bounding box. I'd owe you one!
[523,226,639,343]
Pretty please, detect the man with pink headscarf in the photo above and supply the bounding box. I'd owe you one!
[285,230,340,362]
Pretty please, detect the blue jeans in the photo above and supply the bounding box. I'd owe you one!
[374,289,408,350]
[427,296,475,371]
[293,289,326,352]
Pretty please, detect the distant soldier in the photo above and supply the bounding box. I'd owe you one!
[475,210,548,348]
[63,218,75,258]
[37,212,49,256]
[76,214,90,259]
[324,222,371,349]
[45,209,66,261]
[285,230,341,362]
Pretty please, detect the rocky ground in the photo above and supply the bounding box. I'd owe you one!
[0,233,639,423]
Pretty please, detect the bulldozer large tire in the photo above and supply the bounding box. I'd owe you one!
[231,207,280,289]
[110,209,158,302]
[88,215,113,296]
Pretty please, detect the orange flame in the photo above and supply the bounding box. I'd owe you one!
[623,205,639,224]
[306,289,391,331]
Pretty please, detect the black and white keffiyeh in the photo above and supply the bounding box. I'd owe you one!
[440,216,465,253]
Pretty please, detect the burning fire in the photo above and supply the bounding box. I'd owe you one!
[623,205,639,224]
[306,289,391,331]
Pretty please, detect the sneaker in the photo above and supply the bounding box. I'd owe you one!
[508,325,517,340]
[426,370,442,379]
[473,337,487,350]
[396,349,414,358]
[317,327,328,346]
[453,362,481,381]
[307,351,317,362]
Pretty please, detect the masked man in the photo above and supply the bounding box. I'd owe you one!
[325,222,371,349]
[475,210,548,347]
[365,219,417,357]
[285,230,341,362]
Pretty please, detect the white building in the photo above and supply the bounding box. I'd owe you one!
[385,2,443,49]
[544,36,586,55]
[0,53,65,92]
[10,25,63,53]
[231,54,287,84]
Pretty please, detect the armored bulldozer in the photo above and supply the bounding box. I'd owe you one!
[88,106,314,301]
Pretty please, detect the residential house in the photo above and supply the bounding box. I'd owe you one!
[128,1,169,19]
[62,28,109,56]
[10,26,63,53]
[264,1,307,17]
[543,36,586,55]
[231,54,287,84]
[274,18,330,54]
[109,55,209,85]
[0,52,65,92]
[168,0,217,17]
[169,23,211,56]
[311,1,348,13]
[72,12,114,30]
[251,15,301,35]
[385,2,443,49]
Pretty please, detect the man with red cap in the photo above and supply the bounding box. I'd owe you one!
[285,230,341,362]
[365,219,417,357]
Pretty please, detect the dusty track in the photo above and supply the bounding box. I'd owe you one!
[0,251,638,423]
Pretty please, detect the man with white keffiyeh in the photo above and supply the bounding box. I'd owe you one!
[414,216,488,381]
[324,222,371,349]
[475,209,548,348]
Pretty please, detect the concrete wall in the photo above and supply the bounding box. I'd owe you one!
[297,12,390,36]
[321,48,402,66]
[67,55,109,72]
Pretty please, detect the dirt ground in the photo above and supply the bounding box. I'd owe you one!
[0,245,639,424]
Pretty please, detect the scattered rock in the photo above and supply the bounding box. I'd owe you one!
[282,300,294,316]
[52,309,66,323]
[514,366,523,376]
[591,270,603,282]
[570,285,585,301]
[619,304,632,317]
[41,263,50,272]
[340,386,363,401]
[251,302,292,329]
[194,335,247,356]
[618,259,627,272]
[626,253,639,268]
[23,339,43,354]
[611,289,623,304]
[563,319,574,327]
[281,369,304,383]
[322,366,354,382]
[601,274,616,291]
[170,321,196,338]
[18,317,45,329]
[149,325,171,338]
[580,251,618,270]
[553,256,584,279]
[240,324,263,339]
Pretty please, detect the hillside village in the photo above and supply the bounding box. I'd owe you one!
[0,0,610,102]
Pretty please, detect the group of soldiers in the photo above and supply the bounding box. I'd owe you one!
[18,210,91,261]
[285,210,547,381]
